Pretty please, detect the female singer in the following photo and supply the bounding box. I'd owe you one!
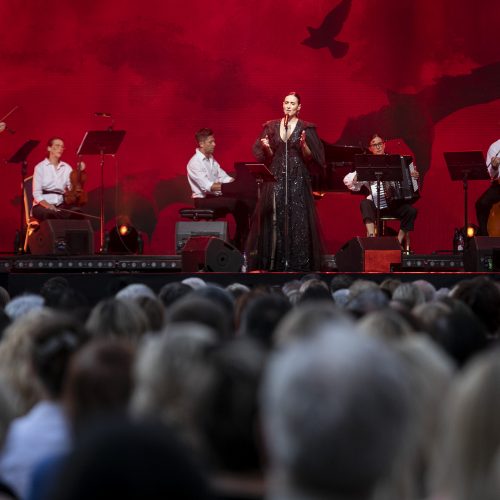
[247,92,325,271]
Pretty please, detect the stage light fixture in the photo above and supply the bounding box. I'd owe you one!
[105,216,143,255]
[466,225,478,238]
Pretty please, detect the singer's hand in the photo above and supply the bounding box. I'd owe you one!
[0,122,5,133]
[261,135,271,149]
[300,130,306,148]
[411,170,419,179]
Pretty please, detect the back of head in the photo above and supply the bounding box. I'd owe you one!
[346,287,389,318]
[50,418,210,500]
[298,279,332,304]
[32,312,88,399]
[167,295,232,340]
[274,301,353,348]
[392,282,426,310]
[85,298,149,342]
[358,308,415,341]
[158,282,192,308]
[0,286,11,309]
[115,283,156,302]
[191,284,234,319]
[426,298,489,367]
[262,326,410,499]
[201,338,267,473]
[239,294,292,349]
[132,323,218,453]
[135,295,165,332]
[5,293,44,321]
[65,339,135,433]
[450,277,500,335]
[433,348,500,500]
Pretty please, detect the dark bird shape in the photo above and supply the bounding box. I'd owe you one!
[334,60,500,186]
[302,0,352,58]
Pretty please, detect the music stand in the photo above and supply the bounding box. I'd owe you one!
[322,143,365,192]
[77,130,126,252]
[7,140,40,253]
[245,163,276,248]
[354,154,403,237]
[246,163,276,200]
[443,151,488,232]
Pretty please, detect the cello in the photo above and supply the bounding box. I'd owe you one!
[64,161,88,206]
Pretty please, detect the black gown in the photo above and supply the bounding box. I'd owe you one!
[246,119,325,272]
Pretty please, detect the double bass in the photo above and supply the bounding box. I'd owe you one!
[64,161,88,206]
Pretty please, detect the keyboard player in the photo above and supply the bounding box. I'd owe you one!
[186,128,250,250]
[343,133,419,249]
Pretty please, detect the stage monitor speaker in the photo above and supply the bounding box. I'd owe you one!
[28,219,94,255]
[181,236,243,272]
[175,221,228,254]
[463,236,500,272]
[335,237,401,272]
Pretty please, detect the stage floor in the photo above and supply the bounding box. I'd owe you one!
[0,254,497,305]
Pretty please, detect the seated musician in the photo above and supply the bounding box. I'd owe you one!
[475,137,500,236]
[343,133,419,248]
[186,128,250,250]
[32,137,84,221]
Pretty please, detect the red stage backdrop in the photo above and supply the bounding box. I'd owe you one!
[0,0,499,255]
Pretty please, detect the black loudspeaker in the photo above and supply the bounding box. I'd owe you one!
[463,236,500,272]
[181,236,243,272]
[175,221,228,254]
[335,237,401,272]
[29,219,94,255]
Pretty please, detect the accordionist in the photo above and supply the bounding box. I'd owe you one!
[343,133,419,250]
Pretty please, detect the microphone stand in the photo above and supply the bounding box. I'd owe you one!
[283,116,290,271]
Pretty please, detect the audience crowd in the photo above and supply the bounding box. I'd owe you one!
[0,272,498,499]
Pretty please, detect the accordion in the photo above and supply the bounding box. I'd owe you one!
[384,155,420,204]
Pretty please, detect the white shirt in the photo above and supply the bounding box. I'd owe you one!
[0,401,71,499]
[343,171,388,209]
[186,149,233,198]
[486,139,500,180]
[32,158,72,207]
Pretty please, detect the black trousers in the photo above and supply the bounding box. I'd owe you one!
[194,196,251,250]
[475,182,500,236]
[360,199,417,232]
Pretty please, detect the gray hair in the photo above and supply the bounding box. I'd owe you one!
[5,294,44,321]
[261,325,410,499]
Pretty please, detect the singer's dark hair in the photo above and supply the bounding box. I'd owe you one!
[195,128,214,144]
[284,91,301,104]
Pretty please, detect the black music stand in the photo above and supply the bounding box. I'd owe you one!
[444,151,488,232]
[77,130,126,252]
[246,163,276,200]
[245,163,276,246]
[322,143,365,192]
[7,140,40,253]
[354,154,403,237]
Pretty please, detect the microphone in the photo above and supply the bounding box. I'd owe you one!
[284,113,289,129]
[95,112,112,118]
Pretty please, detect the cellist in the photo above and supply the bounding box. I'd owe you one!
[32,137,86,220]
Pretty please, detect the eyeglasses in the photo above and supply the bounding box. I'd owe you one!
[370,142,385,148]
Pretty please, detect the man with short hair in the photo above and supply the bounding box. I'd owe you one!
[187,128,250,250]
